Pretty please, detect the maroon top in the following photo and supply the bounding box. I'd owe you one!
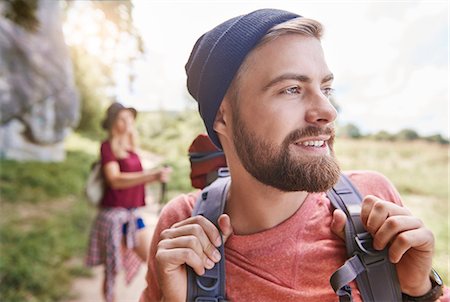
[100,141,145,208]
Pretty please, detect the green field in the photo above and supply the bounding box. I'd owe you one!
[335,138,449,283]
[0,128,448,301]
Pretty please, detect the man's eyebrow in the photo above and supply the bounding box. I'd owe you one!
[263,73,334,90]
[322,73,334,83]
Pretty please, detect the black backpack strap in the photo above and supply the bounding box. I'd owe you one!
[328,174,402,302]
[187,175,230,302]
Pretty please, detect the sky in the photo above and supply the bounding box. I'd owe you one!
[115,0,449,137]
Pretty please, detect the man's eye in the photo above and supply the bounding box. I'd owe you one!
[322,87,335,97]
[283,86,301,95]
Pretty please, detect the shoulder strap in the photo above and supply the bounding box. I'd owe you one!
[327,174,402,302]
[187,175,230,302]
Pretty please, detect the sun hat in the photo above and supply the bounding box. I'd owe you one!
[101,102,137,130]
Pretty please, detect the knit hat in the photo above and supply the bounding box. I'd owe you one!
[102,102,137,130]
[185,8,301,149]
[188,134,227,189]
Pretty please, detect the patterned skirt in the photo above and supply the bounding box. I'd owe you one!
[86,207,143,302]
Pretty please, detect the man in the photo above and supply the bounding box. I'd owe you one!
[140,9,447,301]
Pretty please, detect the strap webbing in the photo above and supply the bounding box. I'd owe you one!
[328,174,402,302]
[187,176,230,302]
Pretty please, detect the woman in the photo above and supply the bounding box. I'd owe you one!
[86,102,171,302]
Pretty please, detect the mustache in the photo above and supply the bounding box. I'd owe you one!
[284,126,335,145]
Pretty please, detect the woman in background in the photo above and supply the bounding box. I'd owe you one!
[86,102,171,302]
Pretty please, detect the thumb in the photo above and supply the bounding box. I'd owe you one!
[331,209,346,240]
[218,214,233,244]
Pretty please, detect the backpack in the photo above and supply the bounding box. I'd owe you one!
[186,172,402,302]
[84,160,104,206]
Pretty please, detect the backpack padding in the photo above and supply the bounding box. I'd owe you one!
[187,176,230,302]
[328,174,402,302]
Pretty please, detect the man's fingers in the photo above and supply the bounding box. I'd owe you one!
[388,228,435,263]
[158,235,204,259]
[171,215,222,247]
[373,216,423,250]
[331,209,346,240]
[158,236,217,269]
[160,224,221,263]
[156,247,207,276]
[361,195,411,233]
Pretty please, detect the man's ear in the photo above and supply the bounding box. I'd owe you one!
[213,99,230,136]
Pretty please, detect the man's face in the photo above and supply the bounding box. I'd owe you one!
[229,34,340,192]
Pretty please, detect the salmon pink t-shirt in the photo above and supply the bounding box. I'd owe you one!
[140,171,449,302]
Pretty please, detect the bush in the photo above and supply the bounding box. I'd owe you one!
[372,130,395,141]
[396,128,419,141]
[0,150,96,301]
[338,123,362,139]
[0,151,94,203]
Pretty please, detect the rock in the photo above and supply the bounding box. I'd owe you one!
[0,0,79,161]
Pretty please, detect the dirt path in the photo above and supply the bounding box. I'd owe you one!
[67,201,160,302]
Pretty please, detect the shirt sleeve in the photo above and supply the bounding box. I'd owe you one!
[139,192,198,302]
[346,170,403,206]
[100,141,116,165]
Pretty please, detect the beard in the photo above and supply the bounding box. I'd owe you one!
[232,111,341,193]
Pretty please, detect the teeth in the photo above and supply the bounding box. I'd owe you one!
[301,140,325,147]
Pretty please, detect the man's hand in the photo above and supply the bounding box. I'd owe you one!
[155,214,233,302]
[331,195,434,297]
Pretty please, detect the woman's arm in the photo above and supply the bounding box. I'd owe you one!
[103,161,169,189]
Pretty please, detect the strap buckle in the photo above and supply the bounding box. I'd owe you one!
[217,167,230,177]
[354,232,386,265]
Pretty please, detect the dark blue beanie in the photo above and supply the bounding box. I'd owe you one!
[185,8,301,149]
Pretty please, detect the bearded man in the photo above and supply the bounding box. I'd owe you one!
[140,9,447,302]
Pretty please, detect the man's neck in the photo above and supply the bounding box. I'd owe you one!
[224,170,308,235]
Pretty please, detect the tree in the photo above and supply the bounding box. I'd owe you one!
[372,130,394,141]
[423,134,449,145]
[339,123,362,139]
[62,0,144,136]
[396,129,419,141]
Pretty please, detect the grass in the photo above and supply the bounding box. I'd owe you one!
[334,138,448,199]
[0,130,447,301]
[335,138,449,283]
[0,148,97,301]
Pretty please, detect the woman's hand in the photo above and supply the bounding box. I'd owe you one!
[157,166,172,183]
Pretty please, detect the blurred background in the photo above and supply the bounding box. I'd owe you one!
[0,0,448,301]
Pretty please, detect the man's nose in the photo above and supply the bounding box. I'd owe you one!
[304,92,338,126]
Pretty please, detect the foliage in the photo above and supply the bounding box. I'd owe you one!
[335,138,448,199]
[0,200,94,302]
[396,128,419,141]
[0,150,94,203]
[2,0,39,32]
[70,46,109,138]
[0,150,96,301]
[136,110,205,193]
[63,0,144,136]
[423,133,449,145]
[338,123,362,139]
